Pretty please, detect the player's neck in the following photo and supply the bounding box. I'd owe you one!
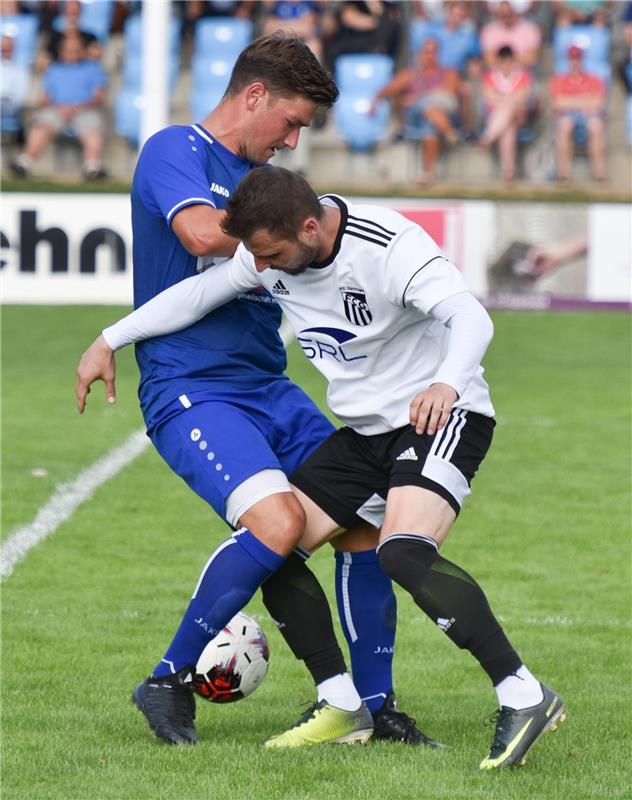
[199,103,244,156]
[315,207,341,262]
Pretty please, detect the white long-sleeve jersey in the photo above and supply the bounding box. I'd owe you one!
[105,195,495,434]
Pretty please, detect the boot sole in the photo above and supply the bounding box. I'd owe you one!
[516,705,567,766]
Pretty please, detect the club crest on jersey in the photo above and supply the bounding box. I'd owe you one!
[340,287,372,326]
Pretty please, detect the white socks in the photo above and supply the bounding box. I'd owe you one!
[317,673,362,711]
[495,664,544,710]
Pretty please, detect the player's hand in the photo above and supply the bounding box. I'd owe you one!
[409,383,458,436]
[75,334,117,414]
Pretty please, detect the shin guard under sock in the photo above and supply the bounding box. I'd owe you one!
[378,535,522,684]
[335,549,396,713]
[260,551,347,684]
[153,529,284,677]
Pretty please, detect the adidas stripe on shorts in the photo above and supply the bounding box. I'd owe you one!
[290,410,495,530]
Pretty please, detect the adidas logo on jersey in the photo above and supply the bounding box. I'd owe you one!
[437,617,455,632]
[271,280,290,295]
[396,447,418,461]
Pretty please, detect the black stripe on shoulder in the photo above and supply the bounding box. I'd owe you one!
[346,220,393,242]
[348,214,396,236]
[345,230,389,248]
[402,256,446,307]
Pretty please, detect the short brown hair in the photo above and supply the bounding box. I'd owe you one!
[221,167,323,242]
[225,33,339,108]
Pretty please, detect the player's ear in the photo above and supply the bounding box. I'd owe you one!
[245,82,267,110]
[302,217,319,240]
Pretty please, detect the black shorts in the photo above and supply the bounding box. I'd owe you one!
[291,409,495,531]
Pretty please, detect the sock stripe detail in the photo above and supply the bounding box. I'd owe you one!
[341,552,359,643]
[191,537,237,599]
[293,546,311,561]
[377,533,439,554]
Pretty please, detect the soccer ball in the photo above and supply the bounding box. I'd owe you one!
[194,611,270,703]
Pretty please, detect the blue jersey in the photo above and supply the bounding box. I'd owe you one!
[131,123,286,428]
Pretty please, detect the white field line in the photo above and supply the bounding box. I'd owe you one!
[1,431,149,581]
[1,324,296,582]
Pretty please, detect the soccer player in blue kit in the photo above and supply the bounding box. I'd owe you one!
[76,35,437,748]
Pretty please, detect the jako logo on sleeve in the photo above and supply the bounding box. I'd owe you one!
[210,183,230,198]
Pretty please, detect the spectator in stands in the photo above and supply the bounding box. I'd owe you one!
[1,33,30,142]
[261,1,328,62]
[371,36,460,184]
[552,1,611,28]
[0,0,19,13]
[549,43,607,182]
[485,1,536,18]
[409,0,445,24]
[429,1,483,143]
[9,32,108,180]
[431,0,481,73]
[461,53,486,140]
[185,1,256,23]
[480,0,541,69]
[42,0,102,66]
[325,1,401,70]
[479,45,534,183]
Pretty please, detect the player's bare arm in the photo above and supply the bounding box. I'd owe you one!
[75,334,116,413]
[171,205,239,257]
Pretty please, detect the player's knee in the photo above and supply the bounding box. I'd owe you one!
[377,537,404,581]
[377,535,438,589]
[240,491,306,555]
[274,498,307,547]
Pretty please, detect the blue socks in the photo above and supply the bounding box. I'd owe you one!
[335,549,397,713]
[153,529,284,677]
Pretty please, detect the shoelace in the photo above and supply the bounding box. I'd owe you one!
[374,706,420,739]
[397,712,419,736]
[287,700,326,730]
[485,708,513,749]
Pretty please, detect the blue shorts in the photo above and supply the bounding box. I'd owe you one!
[149,379,335,523]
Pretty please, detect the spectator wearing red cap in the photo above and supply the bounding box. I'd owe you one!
[549,43,607,181]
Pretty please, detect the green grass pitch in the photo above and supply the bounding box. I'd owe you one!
[1,306,630,800]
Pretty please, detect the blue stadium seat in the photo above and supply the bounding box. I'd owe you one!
[333,54,394,152]
[335,53,394,94]
[123,13,182,57]
[113,88,143,146]
[1,106,22,136]
[189,54,234,118]
[0,13,39,67]
[333,96,391,151]
[77,0,114,40]
[194,17,253,59]
[553,25,611,83]
[119,13,181,103]
[190,86,228,123]
[122,54,180,91]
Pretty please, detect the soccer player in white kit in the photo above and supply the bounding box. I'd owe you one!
[85,167,565,768]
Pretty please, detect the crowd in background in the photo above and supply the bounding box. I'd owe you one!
[2,0,631,186]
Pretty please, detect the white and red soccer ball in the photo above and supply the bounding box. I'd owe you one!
[194,611,270,703]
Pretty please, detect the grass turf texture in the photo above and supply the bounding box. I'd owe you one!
[1,306,630,800]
